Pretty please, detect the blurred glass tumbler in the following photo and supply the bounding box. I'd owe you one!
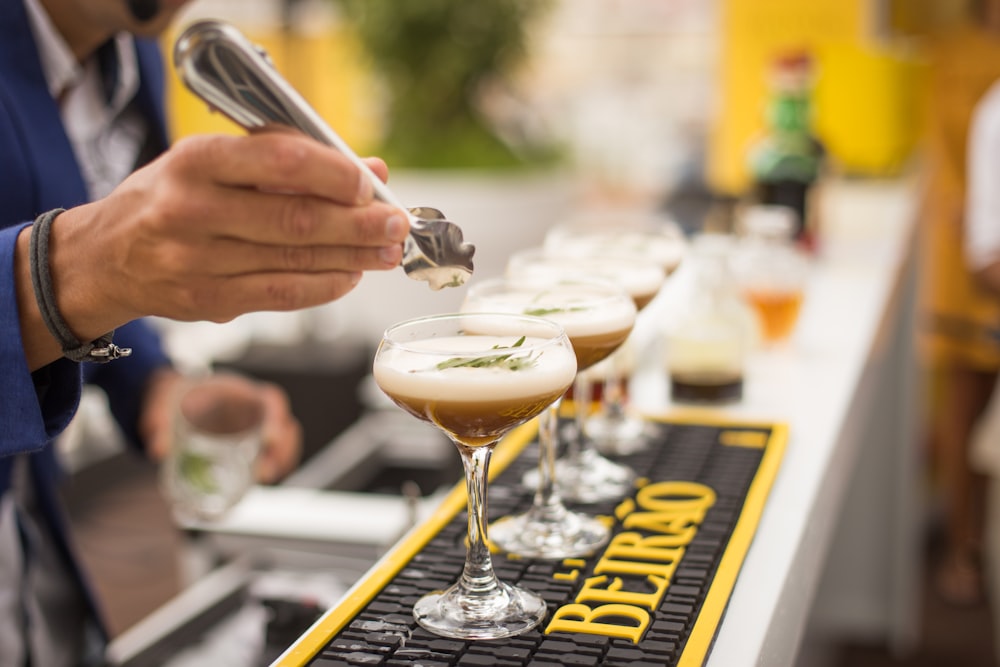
[161,375,264,522]
[732,205,809,346]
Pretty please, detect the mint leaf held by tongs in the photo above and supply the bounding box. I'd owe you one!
[435,336,538,371]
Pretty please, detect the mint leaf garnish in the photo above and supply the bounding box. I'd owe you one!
[435,336,538,371]
[523,306,586,317]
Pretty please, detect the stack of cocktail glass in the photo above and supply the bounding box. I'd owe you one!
[504,247,664,503]
[370,210,685,640]
[542,210,687,453]
[461,276,636,560]
[373,313,577,639]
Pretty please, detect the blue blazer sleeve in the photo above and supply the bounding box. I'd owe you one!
[0,223,82,454]
[82,321,171,449]
[0,24,174,453]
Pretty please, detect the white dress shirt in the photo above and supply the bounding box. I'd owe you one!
[966,78,1000,271]
[24,0,146,200]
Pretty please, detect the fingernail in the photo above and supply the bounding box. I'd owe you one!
[349,271,362,286]
[379,245,401,265]
[356,174,373,204]
[385,214,407,241]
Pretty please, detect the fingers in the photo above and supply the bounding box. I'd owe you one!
[363,156,389,184]
[174,270,367,321]
[122,234,400,319]
[89,132,407,324]
[177,236,404,276]
[158,134,409,256]
[173,133,381,205]
[139,368,184,462]
[256,382,303,484]
[180,184,409,248]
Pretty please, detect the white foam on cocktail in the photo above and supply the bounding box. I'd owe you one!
[463,285,636,339]
[545,232,685,272]
[508,256,664,300]
[373,335,577,402]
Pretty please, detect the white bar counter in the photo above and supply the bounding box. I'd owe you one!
[631,176,923,665]
[129,176,922,667]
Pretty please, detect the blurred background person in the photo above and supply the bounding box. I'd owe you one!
[965,12,1000,640]
[917,0,1000,606]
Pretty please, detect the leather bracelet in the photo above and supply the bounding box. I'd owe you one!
[28,208,131,363]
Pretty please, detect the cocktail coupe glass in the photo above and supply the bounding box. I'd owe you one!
[462,277,636,558]
[506,247,660,503]
[543,213,686,453]
[372,313,577,639]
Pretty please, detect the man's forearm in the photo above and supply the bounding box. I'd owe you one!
[15,208,136,371]
[15,225,64,371]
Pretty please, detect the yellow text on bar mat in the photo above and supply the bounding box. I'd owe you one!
[274,414,787,667]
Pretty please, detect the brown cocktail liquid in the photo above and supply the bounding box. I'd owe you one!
[670,371,744,403]
[383,387,568,448]
[569,327,632,371]
[565,381,626,404]
[744,289,803,343]
[632,291,658,312]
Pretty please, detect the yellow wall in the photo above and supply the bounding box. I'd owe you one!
[162,3,926,193]
[709,0,922,195]
[162,23,379,152]
[812,41,923,178]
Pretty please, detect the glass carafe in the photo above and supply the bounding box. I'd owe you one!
[664,234,752,404]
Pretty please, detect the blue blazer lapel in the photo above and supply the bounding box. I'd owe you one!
[0,2,170,216]
[134,38,169,156]
[0,0,88,213]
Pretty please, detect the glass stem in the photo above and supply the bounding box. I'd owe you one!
[602,365,627,421]
[602,340,636,422]
[530,398,567,522]
[457,443,501,596]
[572,373,592,464]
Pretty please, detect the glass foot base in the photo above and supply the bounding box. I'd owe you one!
[558,449,635,504]
[586,413,653,456]
[490,509,610,559]
[522,451,634,503]
[413,580,546,640]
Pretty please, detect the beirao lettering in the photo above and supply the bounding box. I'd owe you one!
[546,603,651,643]
[545,481,716,643]
[576,573,669,611]
[622,481,717,543]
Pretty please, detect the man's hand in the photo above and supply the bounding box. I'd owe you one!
[141,368,303,484]
[17,131,406,370]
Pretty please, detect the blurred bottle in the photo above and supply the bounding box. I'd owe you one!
[664,234,752,404]
[732,205,809,345]
[747,51,825,252]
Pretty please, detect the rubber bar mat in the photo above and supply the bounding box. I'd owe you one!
[275,415,787,667]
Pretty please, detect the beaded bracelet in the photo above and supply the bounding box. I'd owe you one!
[28,208,131,363]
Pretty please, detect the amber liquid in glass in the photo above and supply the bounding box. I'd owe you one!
[744,288,803,342]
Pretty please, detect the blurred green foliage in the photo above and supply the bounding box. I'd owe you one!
[332,0,558,169]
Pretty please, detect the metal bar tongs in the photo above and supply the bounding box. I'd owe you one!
[172,20,475,290]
